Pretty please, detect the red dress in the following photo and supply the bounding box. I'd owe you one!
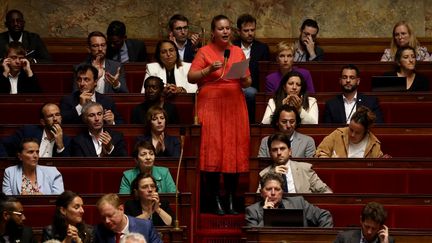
[190,43,250,173]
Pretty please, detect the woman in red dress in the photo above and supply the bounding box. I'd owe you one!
[188,15,251,215]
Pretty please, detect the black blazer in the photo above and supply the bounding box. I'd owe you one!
[71,128,127,157]
[1,125,71,157]
[4,226,37,243]
[323,93,384,124]
[60,91,124,124]
[136,134,180,157]
[107,38,148,62]
[233,39,270,90]
[0,31,51,63]
[0,70,41,93]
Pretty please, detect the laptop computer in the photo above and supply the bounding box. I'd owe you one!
[263,208,304,227]
[371,76,406,92]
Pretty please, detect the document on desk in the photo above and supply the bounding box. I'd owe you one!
[224,58,250,79]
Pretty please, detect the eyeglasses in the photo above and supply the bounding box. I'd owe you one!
[174,26,189,31]
[10,211,25,217]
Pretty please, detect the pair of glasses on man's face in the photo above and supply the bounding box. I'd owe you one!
[10,211,25,217]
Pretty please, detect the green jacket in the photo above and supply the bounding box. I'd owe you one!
[119,166,176,194]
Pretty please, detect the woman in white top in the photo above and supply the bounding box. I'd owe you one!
[262,71,318,124]
[141,40,197,94]
[381,21,431,62]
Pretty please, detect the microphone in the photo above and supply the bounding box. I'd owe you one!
[346,98,361,124]
[214,49,231,82]
[174,127,186,231]
[224,49,231,63]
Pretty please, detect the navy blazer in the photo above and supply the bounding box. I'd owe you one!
[107,39,148,62]
[60,91,124,124]
[0,70,41,93]
[233,39,270,90]
[94,215,162,243]
[323,93,384,124]
[0,31,51,63]
[71,128,127,157]
[2,125,71,157]
[182,39,196,63]
[136,134,180,157]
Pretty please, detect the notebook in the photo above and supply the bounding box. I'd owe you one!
[263,208,304,227]
[371,76,406,92]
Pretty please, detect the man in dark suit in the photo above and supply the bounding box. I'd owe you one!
[0,41,40,94]
[106,20,147,63]
[95,193,162,243]
[233,14,270,123]
[61,63,123,124]
[168,14,200,63]
[0,9,51,63]
[74,31,128,93]
[2,103,71,157]
[245,173,333,227]
[334,202,394,243]
[324,64,384,124]
[0,196,37,243]
[71,101,127,157]
[294,19,324,62]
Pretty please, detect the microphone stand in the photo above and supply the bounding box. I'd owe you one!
[194,89,199,125]
[174,134,185,231]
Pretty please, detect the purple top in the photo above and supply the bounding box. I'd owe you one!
[265,66,315,94]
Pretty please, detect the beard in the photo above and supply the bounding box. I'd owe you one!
[5,219,23,240]
[341,83,358,93]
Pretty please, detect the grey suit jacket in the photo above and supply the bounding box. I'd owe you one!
[334,229,395,243]
[2,165,64,195]
[257,160,332,193]
[245,196,333,227]
[73,58,128,93]
[258,131,316,158]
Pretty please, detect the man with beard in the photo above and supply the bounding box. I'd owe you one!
[0,9,51,63]
[0,196,36,243]
[73,31,128,93]
[2,103,71,157]
[334,202,394,243]
[256,133,332,193]
[258,105,315,158]
[293,19,324,62]
[323,64,384,123]
[130,76,179,124]
[233,14,270,123]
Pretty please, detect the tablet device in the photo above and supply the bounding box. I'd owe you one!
[263,208,304,227]
[371,76,406,92]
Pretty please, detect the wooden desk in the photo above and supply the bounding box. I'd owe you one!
[242,227,432,243]
[258,61,432,92]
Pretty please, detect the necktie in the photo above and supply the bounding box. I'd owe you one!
[115,232,123,243]
[282,173,289,193]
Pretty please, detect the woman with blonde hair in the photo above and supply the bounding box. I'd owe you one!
[381,21,431,61]
[265,41,315,93]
